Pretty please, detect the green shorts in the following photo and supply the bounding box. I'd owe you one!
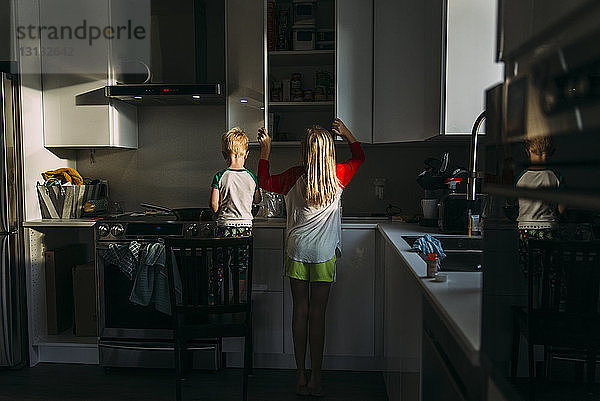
[285,255,336,283]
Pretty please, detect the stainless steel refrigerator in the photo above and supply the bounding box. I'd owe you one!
[0,71,27,368]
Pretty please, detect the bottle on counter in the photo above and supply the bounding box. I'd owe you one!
[426,252,439,278]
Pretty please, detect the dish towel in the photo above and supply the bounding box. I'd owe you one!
[411,234,447,260]
[129,242,182,315]
[41,168,84,185]
[102,241,141,280]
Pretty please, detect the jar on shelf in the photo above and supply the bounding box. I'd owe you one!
[270,80,282,102]
[292,88,304,102]
[303,89,313,102]
[291,73,302,89]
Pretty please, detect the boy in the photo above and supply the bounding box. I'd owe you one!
[210,127,261,236]
[516,135,564,274]
[210,128,261,302]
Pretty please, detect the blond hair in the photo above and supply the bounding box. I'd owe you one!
[525,136,554,157]
[222,127,249,160]
[301,125,340,207]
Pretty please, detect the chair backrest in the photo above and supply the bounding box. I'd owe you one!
[527,239,600,315]
[164,237,254,311]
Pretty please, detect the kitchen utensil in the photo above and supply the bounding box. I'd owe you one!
[421,199,439,220]
[140,203,214,221]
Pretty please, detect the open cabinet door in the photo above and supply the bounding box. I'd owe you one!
[226,0,266,143]
[336,0,373,144]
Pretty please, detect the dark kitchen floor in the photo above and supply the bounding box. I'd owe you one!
[0,364,388,401]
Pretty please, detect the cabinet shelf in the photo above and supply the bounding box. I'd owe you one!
[269,101,334,112]
[268,50,335,67]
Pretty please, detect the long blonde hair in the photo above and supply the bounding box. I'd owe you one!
[301,126,340,207]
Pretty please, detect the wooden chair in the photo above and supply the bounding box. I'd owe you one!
[165,236,254,401]
[511,239,600,391]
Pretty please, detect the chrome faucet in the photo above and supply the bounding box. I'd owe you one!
[467,111,486,201]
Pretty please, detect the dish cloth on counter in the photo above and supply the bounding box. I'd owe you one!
[102,241,141,280]
[41,168,84,185]
[129,242,182,316]
[411,234,447,259]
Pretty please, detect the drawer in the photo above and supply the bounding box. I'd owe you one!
[253,228,284,249]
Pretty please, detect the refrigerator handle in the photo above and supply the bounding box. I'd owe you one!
[0,76,11,233]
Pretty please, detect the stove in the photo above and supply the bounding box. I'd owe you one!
[95,213,217,242]
[94,212,220,370]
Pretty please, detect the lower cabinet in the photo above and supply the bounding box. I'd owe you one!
[383,242,422,373]
[422,328,468,401]
[223,227,285,365]
[226,226,380,369]
[421,296,484,401]
[283,228,377,361]
[252,291,284,354]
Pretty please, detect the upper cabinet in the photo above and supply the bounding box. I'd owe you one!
[229,0,373,144]
[373,0,443,143]
[373,0,503,142]
[226,0,266,142]
[265,0,337,143]
[38,0,139,148]
[336,0,373,144]
[444,0,503,135]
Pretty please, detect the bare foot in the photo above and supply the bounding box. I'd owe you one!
[296,371,309,396]
[307,378,324,397]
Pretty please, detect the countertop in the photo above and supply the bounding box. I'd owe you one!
[23,218,97,228]
[24,217,384,229]
[23,217,480,363]
[377,223,482,365]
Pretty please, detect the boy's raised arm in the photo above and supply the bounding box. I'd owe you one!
[257,128,304,195]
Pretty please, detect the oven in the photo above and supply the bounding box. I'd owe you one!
[95,218,220,369]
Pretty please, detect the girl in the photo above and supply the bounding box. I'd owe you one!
[257,119,365,396]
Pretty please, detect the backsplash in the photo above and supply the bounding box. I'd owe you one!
[75,106,470,215]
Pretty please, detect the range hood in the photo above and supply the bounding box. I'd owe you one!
[77,83,224,106]
[77,0,225,106]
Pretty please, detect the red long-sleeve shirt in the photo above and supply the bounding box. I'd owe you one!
[258,142,365,195]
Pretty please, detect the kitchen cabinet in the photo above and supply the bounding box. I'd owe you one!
[422,328,468,401]
[223,226,285,362]
[283,228,377,359]
[444,0,503,135]
[324,228,376,356]
[335,0,373,143]
[231,0,372,144]
[373,0,502,141]
[42,75,138,148]
[383,241,422,373]
[39,0,138,148]
[252,292,284,354]
[226,0,266,142]
[381,237,422,401]
[373,0,443,142]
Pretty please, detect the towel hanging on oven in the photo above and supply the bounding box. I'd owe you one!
[129,242,182,315]
[102,241,141,280]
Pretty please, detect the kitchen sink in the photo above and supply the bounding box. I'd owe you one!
[402,235,483,272]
